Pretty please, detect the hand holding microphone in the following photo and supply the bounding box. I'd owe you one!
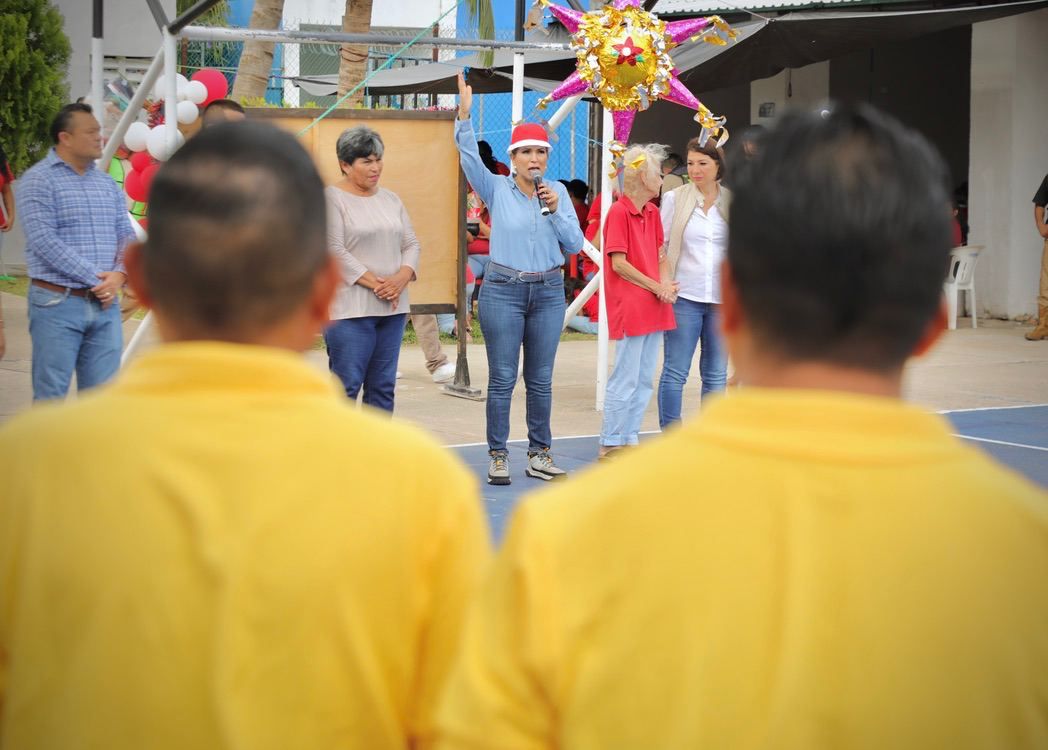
[529,169,555,216]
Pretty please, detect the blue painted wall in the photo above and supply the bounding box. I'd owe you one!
[456,2,591,185]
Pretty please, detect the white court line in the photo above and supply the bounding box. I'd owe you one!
[939,403,1048,414]
[955,434,1048,452]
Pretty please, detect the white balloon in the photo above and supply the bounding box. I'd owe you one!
[176,73,189,89]
[185,80,208,105]
[123,121,150,152]
[146,124,185,162]
[151,79,166,102]
[176,100,199,125]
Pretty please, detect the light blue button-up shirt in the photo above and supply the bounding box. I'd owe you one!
[455,118,583,273]
[17,149,134,288]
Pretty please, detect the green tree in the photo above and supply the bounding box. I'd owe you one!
[0,0,70,175]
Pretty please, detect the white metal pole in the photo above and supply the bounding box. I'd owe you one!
[91,0,104,126]
[570,106,576,179]
[163,28,178,154]
[596,106,613,411]
[546,93,582,131]
[121,213,151,365]
[91,38,105,126]
[99,47,165,173]
[511,52,525,123]
[122,312,155,365]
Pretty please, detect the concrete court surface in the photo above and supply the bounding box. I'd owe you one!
[2,286,1046,449]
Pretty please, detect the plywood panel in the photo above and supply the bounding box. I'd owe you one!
[252,110,460,308]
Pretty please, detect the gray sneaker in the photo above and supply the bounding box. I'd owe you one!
[488,451,511,485]
[526,449,567,481]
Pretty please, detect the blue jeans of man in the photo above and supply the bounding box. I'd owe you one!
[478,263,565,453]
[657,298,727,428]
[601,332,662,447]
[324,314,407,413]
[27,283,122,401]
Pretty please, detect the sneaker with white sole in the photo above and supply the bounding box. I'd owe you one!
[525,449,567,481]
[432,362,456,384]
[488,451,511,485]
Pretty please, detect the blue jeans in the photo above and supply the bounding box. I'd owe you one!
[657,298,727,428]
[468,254,490,281]
[566,315,599,335]
[601,332,661,446]
[478,262,565,453]
[27,283,122,401]
[324,314,407,412]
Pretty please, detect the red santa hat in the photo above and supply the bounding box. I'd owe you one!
[507,122,551,153]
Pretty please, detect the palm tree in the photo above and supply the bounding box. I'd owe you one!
[336,0,493,108]
[231,0,285,102]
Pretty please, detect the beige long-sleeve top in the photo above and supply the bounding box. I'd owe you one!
[326,185,421,320]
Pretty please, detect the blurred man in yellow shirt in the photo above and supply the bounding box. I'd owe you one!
[435,105,1048,749]
[0,122,490,750]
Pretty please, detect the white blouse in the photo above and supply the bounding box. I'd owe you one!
[660,189,728,304]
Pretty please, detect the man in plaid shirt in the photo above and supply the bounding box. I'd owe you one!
[17,103,135,400]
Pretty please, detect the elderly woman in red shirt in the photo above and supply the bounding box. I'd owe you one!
[598,144,679,459]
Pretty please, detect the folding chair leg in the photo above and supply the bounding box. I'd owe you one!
[970,287,977,328]
[945,286,958,330]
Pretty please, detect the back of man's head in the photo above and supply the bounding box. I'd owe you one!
[141,121,327,339]
[201,98,246,128]
[728,104,952,372]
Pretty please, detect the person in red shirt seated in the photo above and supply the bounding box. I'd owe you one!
[598,144,679,459]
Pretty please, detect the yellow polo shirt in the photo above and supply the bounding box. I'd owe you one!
[436,389,1048,750]
[0,342,491,750]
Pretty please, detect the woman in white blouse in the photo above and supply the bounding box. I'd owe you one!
[325,125,420,412]
[657,138,730,427]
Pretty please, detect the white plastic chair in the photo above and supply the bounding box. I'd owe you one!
[944,245,983,330]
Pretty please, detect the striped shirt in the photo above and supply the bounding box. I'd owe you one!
[17,149,134,288]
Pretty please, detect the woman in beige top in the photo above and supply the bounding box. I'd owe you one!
[325,125,420,412]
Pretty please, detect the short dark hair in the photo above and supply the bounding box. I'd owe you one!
[144,121,328,335]
[201,99,246,128]
[567,179,589,202]
[685,137,724,180]
[50,103,94,144]
[663,153,682,170]
[728,103,952,371]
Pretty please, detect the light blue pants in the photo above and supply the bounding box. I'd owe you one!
[27,283,122,401]
[600,332,661,447]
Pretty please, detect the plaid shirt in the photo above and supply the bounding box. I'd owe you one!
[17,149,134,288]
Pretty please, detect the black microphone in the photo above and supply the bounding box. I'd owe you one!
[530,169,552,217]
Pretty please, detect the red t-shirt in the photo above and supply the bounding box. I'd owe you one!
[602,195,674,339]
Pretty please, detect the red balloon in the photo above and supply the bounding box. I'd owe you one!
[140,163,161,200]
[129,151,154,173]
[191,68,229,106]
[125,169,147,202]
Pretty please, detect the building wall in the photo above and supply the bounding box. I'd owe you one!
[54,0,175,100]
[968,7,1048,319]
[751,60,830,126]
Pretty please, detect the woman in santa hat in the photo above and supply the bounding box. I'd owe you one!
[455,73,584,486]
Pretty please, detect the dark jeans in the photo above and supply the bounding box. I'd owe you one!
[324,314,407,412]
[478,262,565,453]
